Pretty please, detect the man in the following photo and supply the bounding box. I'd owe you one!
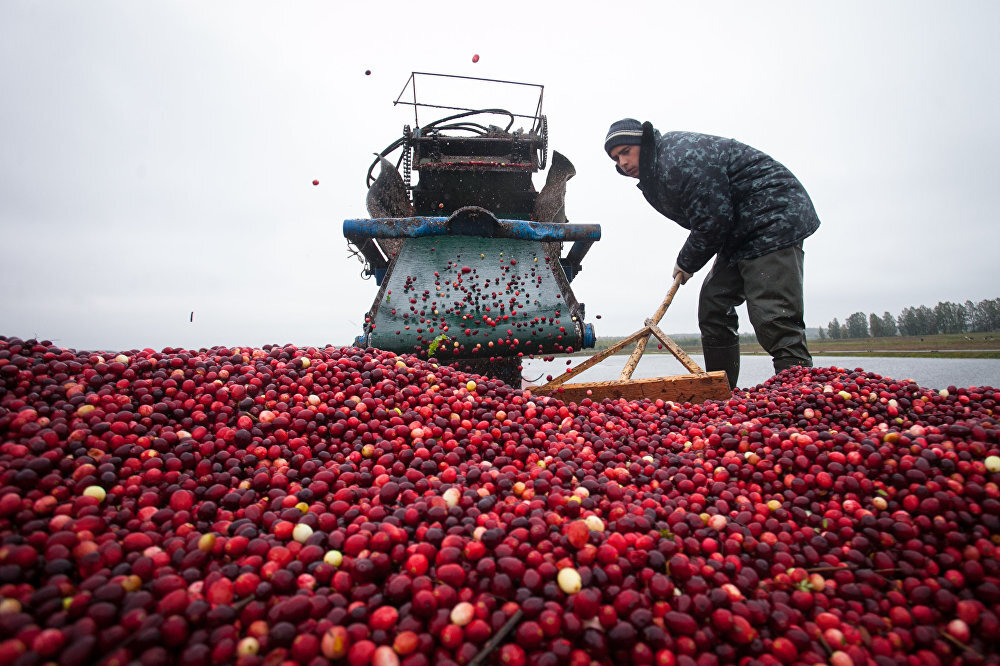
[605,118,820,389]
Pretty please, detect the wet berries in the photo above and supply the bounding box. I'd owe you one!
[0,336,998,665]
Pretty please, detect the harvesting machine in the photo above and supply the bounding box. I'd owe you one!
[343,73,600,386]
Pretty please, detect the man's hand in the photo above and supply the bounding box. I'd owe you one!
[673,262,693,285]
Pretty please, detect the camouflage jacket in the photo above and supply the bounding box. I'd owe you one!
[636,122,820,273]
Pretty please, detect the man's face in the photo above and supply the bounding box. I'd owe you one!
[609,144,641,178]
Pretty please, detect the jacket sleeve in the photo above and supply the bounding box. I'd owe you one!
[665,154,734,274]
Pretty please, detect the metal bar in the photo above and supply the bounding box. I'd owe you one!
[393,72,414,106]
[564,241,594,268]
[412,136,542,144]
[619,275,683,380]
[393,72,545,125]
[412,72,418,126]
[393,72,419,126]
[393,101,539,121]
[344,236,388,273]
[343,218,601,242]
[534,89,544,133]
[410,71,543,91]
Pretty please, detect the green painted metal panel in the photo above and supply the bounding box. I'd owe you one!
[366,235,585,360]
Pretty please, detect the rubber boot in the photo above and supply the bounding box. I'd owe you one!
[703,343,741,390]
[773,355,811,375]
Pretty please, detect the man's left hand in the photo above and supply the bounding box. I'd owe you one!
[673,263,693,285]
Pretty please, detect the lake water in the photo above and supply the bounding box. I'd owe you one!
[521,354,1000,391]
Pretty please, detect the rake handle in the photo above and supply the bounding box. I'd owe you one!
[619,274,683,380]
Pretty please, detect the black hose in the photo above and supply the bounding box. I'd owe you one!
[365,109,517,188]
[366,137,408,187]
[422,108,515,132]
[434,123,492,135]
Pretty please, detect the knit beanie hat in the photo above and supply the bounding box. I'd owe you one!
[604,118,643,156]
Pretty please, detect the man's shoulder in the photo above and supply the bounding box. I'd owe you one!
[653,132,733,169]
[658,130,732,147]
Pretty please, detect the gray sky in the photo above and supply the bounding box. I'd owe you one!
[2,1,998,353]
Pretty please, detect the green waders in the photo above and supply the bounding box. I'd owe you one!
[698,242,812,389]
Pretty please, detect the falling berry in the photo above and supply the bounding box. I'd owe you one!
[365,69,371,75]
[472,54,480,63]
[312,180,319,186]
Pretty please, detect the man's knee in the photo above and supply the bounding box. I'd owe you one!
[698,262,743,345]
[699,294,740,346]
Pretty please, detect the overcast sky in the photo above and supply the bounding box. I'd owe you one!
[2,1,998,354]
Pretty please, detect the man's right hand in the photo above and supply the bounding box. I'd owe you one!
[673,263,693,285]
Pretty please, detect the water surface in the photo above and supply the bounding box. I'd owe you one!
[521,354,1000,392]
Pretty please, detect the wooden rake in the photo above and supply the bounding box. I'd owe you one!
[531,276,732,404]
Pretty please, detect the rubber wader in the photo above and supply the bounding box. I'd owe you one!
[703,343,741,390]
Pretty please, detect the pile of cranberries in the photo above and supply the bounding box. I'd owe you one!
[1,335,998,666]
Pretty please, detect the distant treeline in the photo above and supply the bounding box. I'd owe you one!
[821,298,1000,339]
[590,298,1000,351]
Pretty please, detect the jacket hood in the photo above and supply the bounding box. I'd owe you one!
[637,121,657,183]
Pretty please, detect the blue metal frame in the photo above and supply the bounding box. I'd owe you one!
[343,217,601,242]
